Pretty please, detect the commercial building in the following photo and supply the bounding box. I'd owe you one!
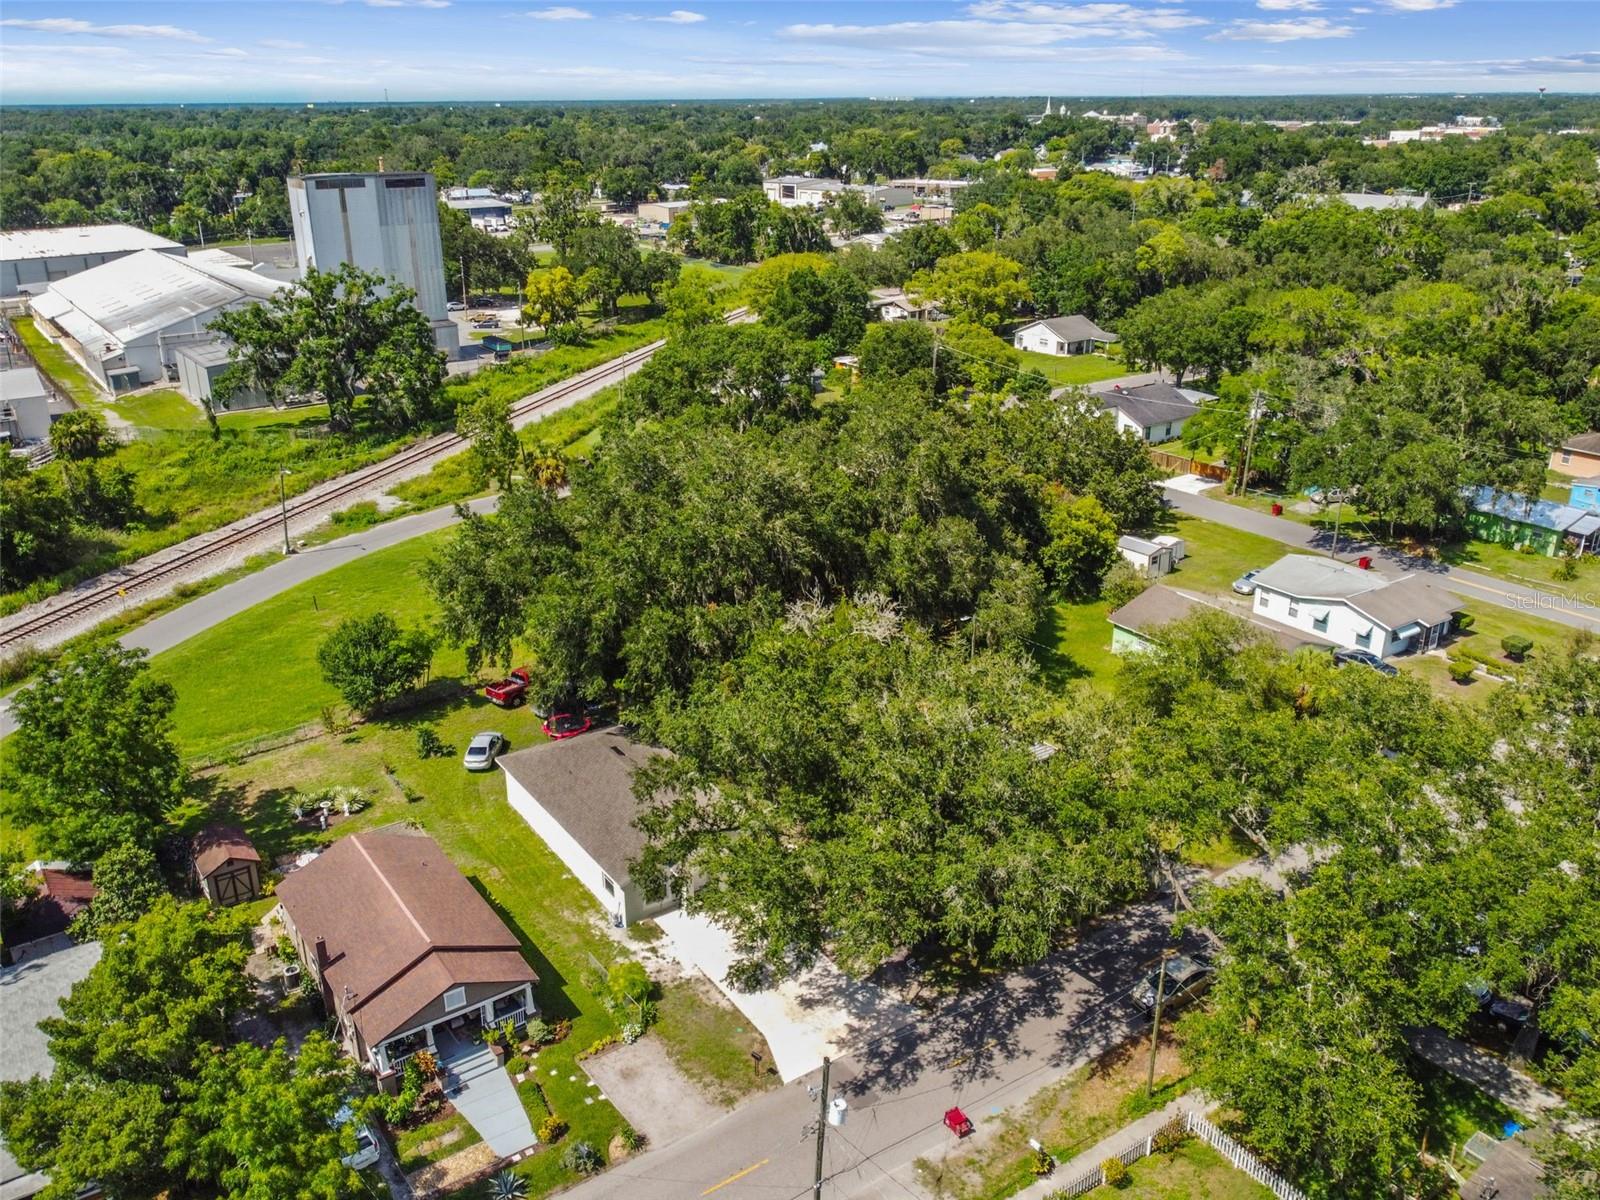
[171,338,270,411]
[444,195,513,228]
[288,171,459,357]
[636,199,693,232]
[275,827,538,1090]
[763,176,848,207]
[0,367,56,445]
[28,249,284,394]
[0,224,184,298]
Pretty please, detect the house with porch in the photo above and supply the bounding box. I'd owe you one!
[1466,485,1600,558]
[867,287,941,322]
[274,827,537,1090]
[1248,555,1460,659]
[499,729,682,929]
[1011,315,1118,357]
[1092,381,1212,443]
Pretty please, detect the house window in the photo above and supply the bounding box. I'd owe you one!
[444,986,466,1012]
[1313,613,1329,633]
[1561,449,1572,464]
[1287,602,1299,618]
[602,876,616,896]
[1257,592,1269,608]
[1143,427,1152,440]
[1056,341,1066,354]
[1356,629,1372,649]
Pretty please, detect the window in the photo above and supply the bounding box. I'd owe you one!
[602,876,616,897]
[1355,629,1372,649]
[444,986,466,1012]
[1287,602,1299,618]
[1561,449,1572,464]
[1257,592,1269,608]
[1313,613,1329,633]
[383,177,425,189]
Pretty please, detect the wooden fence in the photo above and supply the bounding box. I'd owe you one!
[1148,448,1229,482]
[1040,1111,1306,1200]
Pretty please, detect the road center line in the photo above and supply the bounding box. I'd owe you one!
[701,1158,770,1196]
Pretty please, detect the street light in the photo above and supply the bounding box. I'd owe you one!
[278,468,293,555]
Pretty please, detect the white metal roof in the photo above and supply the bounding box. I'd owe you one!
[30,250,284,358]
[0,367,50,404]
[0,224,181,262]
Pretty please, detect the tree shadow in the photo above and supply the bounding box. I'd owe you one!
[466,877,580,1025]
[1030,603,1092,687]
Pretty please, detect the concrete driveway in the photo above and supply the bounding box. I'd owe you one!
[654,910,916,1083]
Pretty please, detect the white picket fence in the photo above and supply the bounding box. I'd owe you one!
[1040,1110,1306,1200]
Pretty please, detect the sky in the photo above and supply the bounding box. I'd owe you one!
[0,1,1595,103]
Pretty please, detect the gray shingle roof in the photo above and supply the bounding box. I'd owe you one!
[497,729,671,881]
[1107,585,1331,652]
[1252,555,1459,631]
[1026,314,1118,344]
[1100,382,1200,428]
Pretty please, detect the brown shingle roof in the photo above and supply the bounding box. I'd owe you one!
[275,828,534,1048]
[497,730,671,881]
[1560,431,1600,456]
[192,825,260,878]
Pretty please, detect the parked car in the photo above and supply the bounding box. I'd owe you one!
[484,668,532,707]
[472,317,501,329]
[463,731,505,771]
[542,713,592,740]
[446,300,466,312]
[1131,954,1213,1016]
[1231,569,1261,595]
[335,1105,380,1171]
[1332,648,1399,677]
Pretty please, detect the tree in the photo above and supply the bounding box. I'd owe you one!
[179,1034,361,1200]
[1041,491,1119,599]
[663,266,724,334]
[211,264,445,433]
[48,410,113,461]
[908,250,1032,330]
[9,646,185,862]
[0,454,77,590]
[824,189,885,236]
[523,265,583,334]
[69,844,166,940]
[457,392,524,490]
[317,612,436,715]
[762,264,869,358]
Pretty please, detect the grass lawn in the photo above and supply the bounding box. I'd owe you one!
[1158,514,1287,593]
[12,315,104,407]
[915,1035,1190,1200]
[1152,437,1225,467]
[1442,537,1600,594]
[653,976,779,1109]
[110,388,205,432]
[1415,1060,1520,1178]
[1033,598,1120,692]
[1015,349,1127,387]
[1115,1140,1275,1199]
[1395,653,1505,707]
[392,1108,482,1172]
[680,257,753,287]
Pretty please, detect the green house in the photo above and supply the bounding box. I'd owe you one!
[1466,486,1600,558]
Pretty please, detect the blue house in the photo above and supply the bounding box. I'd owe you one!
[1570,476,1600,512]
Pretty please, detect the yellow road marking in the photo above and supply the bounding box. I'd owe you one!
[702,1158,770,1196]
[945,1037,998,1070]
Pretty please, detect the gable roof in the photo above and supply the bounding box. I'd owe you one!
[1108,584,1332,653]
[1251,554,1459,632]
[1021,314,1118,345]
[497,729,671,881]
[1100,381,1200,428]
[192,825,260,878]
[275,828,534,1048]
[1558,431,1600,456]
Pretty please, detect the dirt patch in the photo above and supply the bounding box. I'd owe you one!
[582,1036,724,1149]
[407,1141,498,1199]
[411,1126,466,1159]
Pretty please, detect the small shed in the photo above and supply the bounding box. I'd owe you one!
[1117,534,1174,578]
[193,825,263,907]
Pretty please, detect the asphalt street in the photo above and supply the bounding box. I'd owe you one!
[564,901,1199,1200]
[1164,487,1600,635]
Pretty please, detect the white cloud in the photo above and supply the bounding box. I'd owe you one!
[258,38,308,49]
[785,14,1202,58]
[963,2,1206,31]
[0,17,209,42]
[654,9,707,21]
[1212,17,1356,41]
[1256,0,1322,9]
[527,6,591,18]
[205,47,251,59]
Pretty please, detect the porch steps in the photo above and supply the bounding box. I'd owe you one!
[440,1044,537,1158]
[442,1046,500,1093]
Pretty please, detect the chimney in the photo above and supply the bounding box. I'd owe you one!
[377,156,386,172]
[314,936,329,976]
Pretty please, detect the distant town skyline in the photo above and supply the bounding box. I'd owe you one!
[0,0,1594,103]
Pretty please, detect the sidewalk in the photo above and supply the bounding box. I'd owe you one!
[1008,1096,1193,1200]
[1407,1029,1565,1119]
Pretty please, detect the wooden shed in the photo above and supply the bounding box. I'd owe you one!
[193,826,262,907]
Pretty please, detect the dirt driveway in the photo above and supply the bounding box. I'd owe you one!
[582,1036,725,1149]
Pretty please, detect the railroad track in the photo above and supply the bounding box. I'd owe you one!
[1,311,746,653]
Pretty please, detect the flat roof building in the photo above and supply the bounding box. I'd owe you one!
[0,367,57,445]
[0,224,184,298]
[288,171,459,358]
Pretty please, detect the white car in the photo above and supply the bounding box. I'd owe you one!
[446,300,466,312]
[464,731,505,771]
[336,1105,380,1171]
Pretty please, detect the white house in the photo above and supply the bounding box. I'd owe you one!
[868,287,940,323]
[763,176,847,208]
[1092,381,1212,443]
[1248,555,1459,659]
[499,729,681,928]
[1013,315,1118,357]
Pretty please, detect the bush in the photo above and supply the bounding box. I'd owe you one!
[1031,1147,1054,1177]
[1555,552,1580,581]
[608,960,652,1006]
[560,1140,603,1175]
[619,1126,646,1152]
[1448,660,1477,684]
[1500,634,1533,660]
[1151,1125,1190,1154]
[524,1017,552,1046]
[506,1054,530,1075]
[537,1114,568,1144]
[1100,1155,1129,1187]
[1100,560,1148,611]
[415,725,450,758]
[1453,612,1475,633]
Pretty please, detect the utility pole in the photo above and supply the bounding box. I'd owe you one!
[1146,952,1170,1097]
[812,1057,831,1199]
[1235,390,1264,497]
[1330,489,1345,559]
[460,257,469,311]
[278,469,293,555]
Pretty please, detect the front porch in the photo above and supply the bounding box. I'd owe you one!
[371,982,537,1080]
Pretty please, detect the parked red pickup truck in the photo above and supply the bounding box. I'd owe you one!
[484,667,532,707]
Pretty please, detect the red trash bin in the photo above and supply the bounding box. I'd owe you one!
[1270,502,1283,516]
[1357,556,1372,570]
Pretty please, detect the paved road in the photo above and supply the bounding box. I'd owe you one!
[0,496,498,739]
[1165,488,1600,635]
[564,901,1199,1200]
